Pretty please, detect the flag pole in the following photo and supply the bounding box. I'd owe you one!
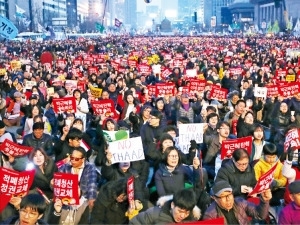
[101,0,108,29]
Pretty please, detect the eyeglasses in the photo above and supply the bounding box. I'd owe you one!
[234,160,249,167]
[215,193,233,201]
[20,209,39,218]
[168,155,179,159]
[70,156,83,161]
[150,117,158,120]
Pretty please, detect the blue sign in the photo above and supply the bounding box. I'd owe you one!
[0,16,18,39]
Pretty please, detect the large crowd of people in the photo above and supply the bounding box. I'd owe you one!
[0,33,300,224]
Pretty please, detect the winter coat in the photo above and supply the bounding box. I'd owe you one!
[29,158,57,199]
[0,216,48,225]
[129,199,199,225]
[22,133,53,156]
[203,197,270,225]
[89,183,129,225]
[154,163,199,197]
[215,159,257,199]
[254,158,287,188]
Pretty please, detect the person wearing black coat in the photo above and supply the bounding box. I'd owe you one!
[88,179,129,225]
[236,111,255,138]
[215,149,257,199]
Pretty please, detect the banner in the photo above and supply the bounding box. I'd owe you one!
[278,83,300,98]
[0,68,6,75]
[266,85,278,98]
[108,137,145,164]
[53,173,79,205]
[127,176,135,208]
[155,83,175,97]
[178,123,204,154]
[115,18,122,27]
[89,85,103,98]
[52,97,77,113]
[0,167,35,197]
[10,60,21,70]
[248,163,278,196]
[254,87,267,98]
[1,138,33,156]
[91,99,115,116]
[188,79,206,92]
[103,130,130,142]
[221,136,252,159]
[209,85,228,101]
[24,80,37,90]
[65,80,78,94]
[0,15,18,39]
[284,128,300,152]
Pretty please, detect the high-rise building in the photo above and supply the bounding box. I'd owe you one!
[66,0,77,28]
[0,0,8,18]
[204,0,235,27]
[124,0,137,28]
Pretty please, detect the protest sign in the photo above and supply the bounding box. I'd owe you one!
[40,51,53,66]
[138,64,151,75]
[178,123,204,154]
[89,85,103,98]
[147,85,156,97]
[127,176,135,208]
[108,137,145,164]
[77,81,86,92]
[248,163,278,196]
[278,83,300,98]
[221,136,252,159]
[286,74,296,82]
[155,83,175,97]
[103,130,129,142]
[10,60,21,70]
[254,87,267,98]
[0,15,18,39]
[88,66,98,75]
[284,128,300,152]
[185,69,197,78]
[0,167,35,197]
[52,97,77,113]
[0,193,12,214]
[56,59,66,68]
[266,85,278,98]
[161,68,172,80]
[53,173,79,205]
[188,79,206,93]
[65,80,78,94]
[47,87,54,96]
[1,138,33,156]
[0,68,6,75]
[91,99,115,116]
[209,85,228,101]
[24,80,37,90]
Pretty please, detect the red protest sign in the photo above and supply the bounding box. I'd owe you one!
[0,193,12,214]
[147,85,156,97]
[175,218,224,225]
[229,67,243,75]
[0,167,35,197]
[266,85,279,98]
[77,81,86,92]
[91,99,115,116]
[209,85,228,101]
[248,163,278,196]
[138,64,151,75]
[276,69,287,79]
[1,139,33,157]
[127,176,135,208]
[111,61,120,71]
[188,79,206,92]
[221,136,252,159]
[278,83,300,98]
[53,172,79,205]
[155,83,175,97]
[73,59,82,66]
[52,97,77,114]
[88,66,98,75]
[56,59,66,68]
[161,68,172,80]
[128,60,137,68]
[284,128,300,152]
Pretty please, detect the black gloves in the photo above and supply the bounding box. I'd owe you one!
[287,146,294,162]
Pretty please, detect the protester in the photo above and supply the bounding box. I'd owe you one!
[129,188,199,224]
[203,180,272,223]
[278,180,300,224]
[0,194,48,225]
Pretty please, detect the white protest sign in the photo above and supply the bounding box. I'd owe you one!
[109,137,145,164]
[185,69,197,77]
[0,16,18,39]
[25,81,37,90]
[254,87,267,98]
[178,123,204,154]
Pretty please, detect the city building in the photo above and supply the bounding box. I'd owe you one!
[0,0,8,18]
[250,0,300,31]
